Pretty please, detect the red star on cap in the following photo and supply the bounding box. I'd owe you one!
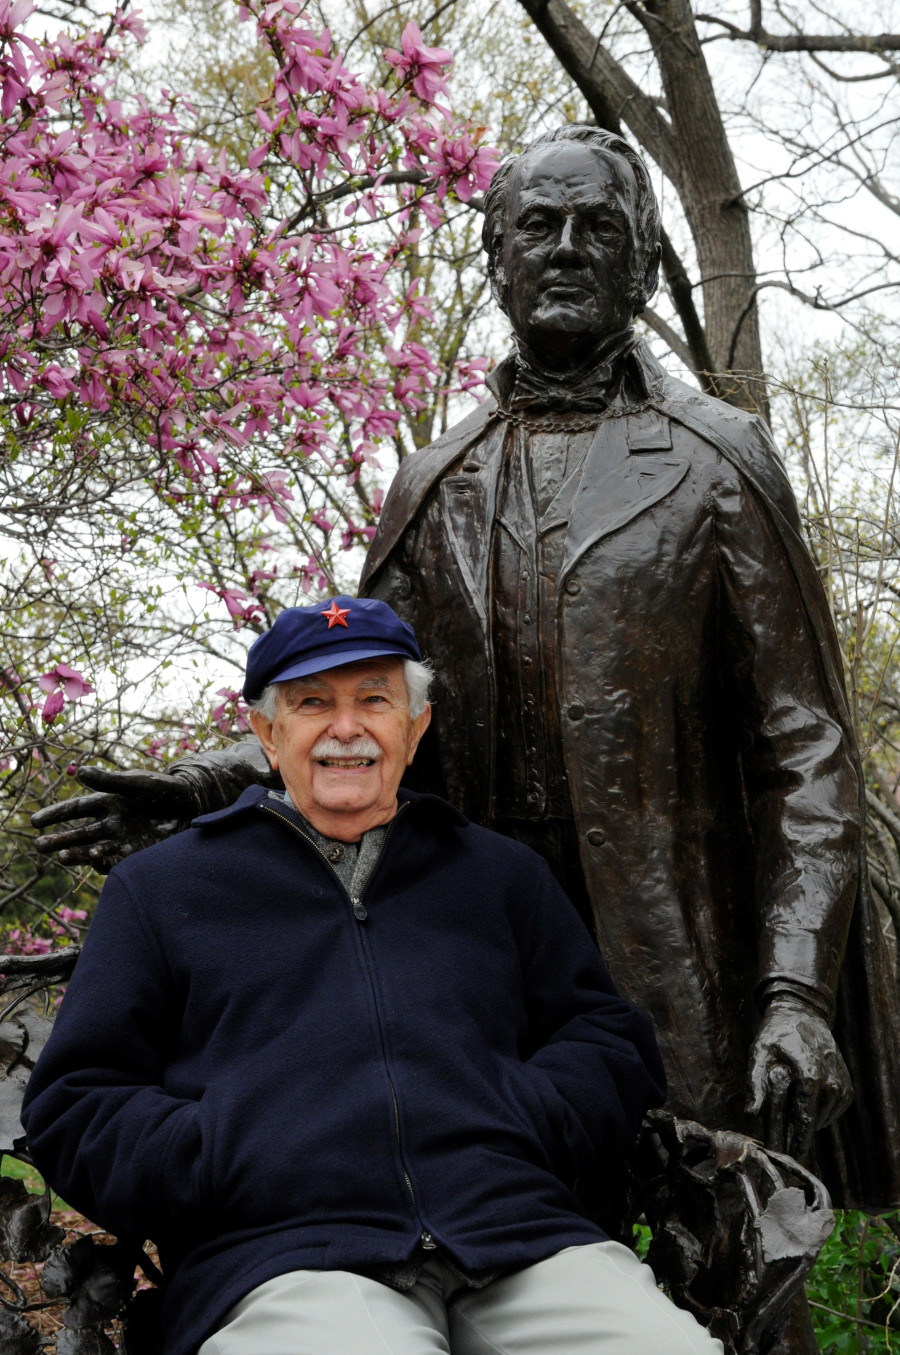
[321,601,351,629]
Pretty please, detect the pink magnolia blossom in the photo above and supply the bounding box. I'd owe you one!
[177,727,198,753]
[384,23,452,105]
[1,0,495,636]
[6,928,53,956]
[5,903,87,955]
[38,663,95,723]
[297,554,330,593]
[39,663,95,701]
[211,687,252,734]
[57,906,88,924]
[40,689,65,725]
[199,582,266,629]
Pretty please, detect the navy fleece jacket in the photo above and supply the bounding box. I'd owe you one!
[22,787,665,1355]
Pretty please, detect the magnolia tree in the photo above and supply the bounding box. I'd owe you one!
[0,0,495,947]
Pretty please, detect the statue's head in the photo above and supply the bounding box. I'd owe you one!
[482,126,661,368]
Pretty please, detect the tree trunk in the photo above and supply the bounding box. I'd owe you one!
[645,0,764,407]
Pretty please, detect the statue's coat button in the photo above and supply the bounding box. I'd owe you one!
[568,701,585,720]
[565,577,582,595]
[586,828,606,846]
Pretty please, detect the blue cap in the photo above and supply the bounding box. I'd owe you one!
[243,595,422,702]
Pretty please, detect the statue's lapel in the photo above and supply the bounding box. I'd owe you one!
[560,409,689,583]
[438,420,506,624]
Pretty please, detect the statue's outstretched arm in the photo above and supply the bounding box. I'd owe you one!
[32,740,282,873]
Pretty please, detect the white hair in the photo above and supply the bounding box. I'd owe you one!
[402,658,434,719]
[249,658,433,723]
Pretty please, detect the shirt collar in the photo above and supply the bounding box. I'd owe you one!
[485,334,660,417]
[484,330,638,414]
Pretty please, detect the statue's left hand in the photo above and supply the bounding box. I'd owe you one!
[746,997,853,1161]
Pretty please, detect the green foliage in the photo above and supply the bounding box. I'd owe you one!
[1,1156,43,1194]
[807,1211,900,1352]
[632,1210,900,1349]
[633,1219,651,1258]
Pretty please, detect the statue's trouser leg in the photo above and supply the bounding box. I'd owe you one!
[198,1243,724,1354]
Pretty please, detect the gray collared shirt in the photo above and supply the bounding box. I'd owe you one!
[271,791,389,898]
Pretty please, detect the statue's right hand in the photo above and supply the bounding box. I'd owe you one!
[32,767,195,873]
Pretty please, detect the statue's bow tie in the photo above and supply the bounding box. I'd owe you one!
[504,331,641,414]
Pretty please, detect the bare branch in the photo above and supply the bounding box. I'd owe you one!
[639,306,693,367]
[867,789,900,854]
[658,228,717,392]
[0,949,81,984]
[695,14,900,53]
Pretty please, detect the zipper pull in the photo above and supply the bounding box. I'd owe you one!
[420,1231,437,1251]
[351,897,367,921]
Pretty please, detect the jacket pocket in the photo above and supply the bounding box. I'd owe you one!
[195,1064,385,1229]
[197,1081,220,1215]
[499,1059,568,1173]
[198,1074,264,1222]
[154,1099,205,1227]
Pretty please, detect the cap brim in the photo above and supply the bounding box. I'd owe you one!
[266,644,415,686]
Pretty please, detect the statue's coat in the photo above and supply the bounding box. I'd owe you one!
[361,345,900,1211]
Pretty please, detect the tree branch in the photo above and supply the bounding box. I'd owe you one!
[867,788,900,853]
[639,306,693,368]
[695,14,900,52]
[0,949,81,984]
[658,227,717,392]
[282,170,433,234]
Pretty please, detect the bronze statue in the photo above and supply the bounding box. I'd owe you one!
[33,129,900,1217]
[366,127,900,1212]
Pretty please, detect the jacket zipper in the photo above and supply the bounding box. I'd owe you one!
[258,802,430,1243]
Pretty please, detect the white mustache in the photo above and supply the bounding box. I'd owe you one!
[311,737,382,761]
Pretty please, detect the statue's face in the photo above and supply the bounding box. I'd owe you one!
[498,142,641,368]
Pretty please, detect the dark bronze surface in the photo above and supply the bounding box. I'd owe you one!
[629,1111,835,1355]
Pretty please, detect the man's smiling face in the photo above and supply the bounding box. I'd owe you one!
[498,141,641,368]
[249,659,430,841]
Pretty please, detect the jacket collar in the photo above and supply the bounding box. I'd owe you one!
[192,783,468,829]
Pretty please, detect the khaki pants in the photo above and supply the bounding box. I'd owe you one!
[199,1242,725,1354]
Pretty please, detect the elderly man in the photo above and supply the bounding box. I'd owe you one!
[22,596,724,1355]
